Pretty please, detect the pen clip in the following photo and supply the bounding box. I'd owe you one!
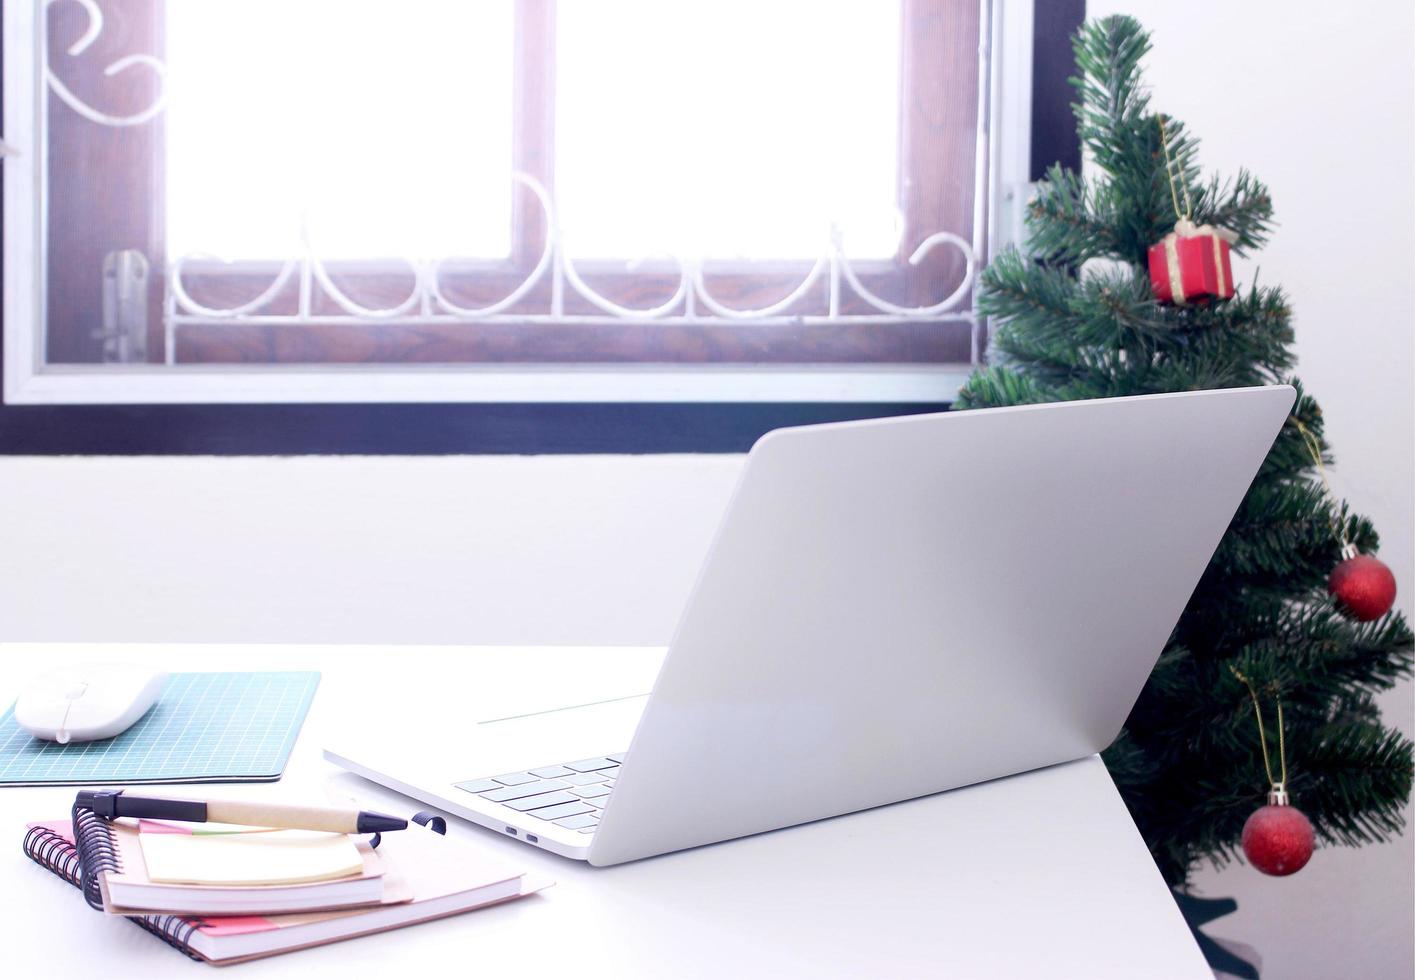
[74,789,124,819]
[366,811,445,849]
[411,811,447,835]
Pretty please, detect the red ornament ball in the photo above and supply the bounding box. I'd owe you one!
[1241,803,1314,876]
[1329,553,1397,621]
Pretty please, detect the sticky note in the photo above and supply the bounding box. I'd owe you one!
[139,828,364,886]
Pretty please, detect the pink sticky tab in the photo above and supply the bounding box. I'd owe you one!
[191,916,278,937]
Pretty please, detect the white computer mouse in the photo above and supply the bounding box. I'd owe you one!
[14,665,167,743]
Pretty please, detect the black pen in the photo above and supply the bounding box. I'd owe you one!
[76,789,408,834]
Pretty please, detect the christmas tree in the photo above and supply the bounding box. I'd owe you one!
[957,15,1413,886]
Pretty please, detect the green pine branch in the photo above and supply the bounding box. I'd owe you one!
[1296,721,1413,847]
[1230,610,1415,699]
[1192,171,1274,254]
[1026,165,1124,264]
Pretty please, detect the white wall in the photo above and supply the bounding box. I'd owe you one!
[0,455,741,647]
[1,1,1410,977]
[1082,2,1415,977]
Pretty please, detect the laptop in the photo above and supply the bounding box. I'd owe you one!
[326,385,1294,866]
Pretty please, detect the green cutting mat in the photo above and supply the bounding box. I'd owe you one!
[0,671,320,786]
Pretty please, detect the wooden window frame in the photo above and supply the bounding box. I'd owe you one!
[46,0,983,367]
[1,0,1084,454]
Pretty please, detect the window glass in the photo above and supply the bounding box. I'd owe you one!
[556,0,900,260]
[167,0,514,262]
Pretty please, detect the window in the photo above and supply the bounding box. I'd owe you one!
[2,0,1075,452]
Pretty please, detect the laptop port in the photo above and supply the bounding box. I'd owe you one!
[527,834,539,843]
[505,827,517,836]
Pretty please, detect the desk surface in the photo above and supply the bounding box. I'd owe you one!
[0,644,1209,979]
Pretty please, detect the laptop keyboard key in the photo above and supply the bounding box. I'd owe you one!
[491,771,539,786]
[562,772,608,786]
[607,754,625,762]
[504,790,579,812]
[572,784,611,798]
[527,800,595,821]
[565,758,619,772]
[454,778,502,794]
[578,827,598,834]
[553,813,599,829]
[529,765,574,778]
[479,779,569,803]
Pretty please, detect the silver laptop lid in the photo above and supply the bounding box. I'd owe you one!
[589,386,1295,865]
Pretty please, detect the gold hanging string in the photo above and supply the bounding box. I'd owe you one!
[1158,114,1194,223]
[1230,666,1288,789]
[1290,417,1350,551]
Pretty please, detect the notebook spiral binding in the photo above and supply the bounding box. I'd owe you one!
[23,818,203,961]
[23,823,82,885]
[71,803,121,911]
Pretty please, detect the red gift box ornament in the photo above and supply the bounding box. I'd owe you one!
[1148,218,1237,306]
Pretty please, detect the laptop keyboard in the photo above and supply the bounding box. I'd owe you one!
[454,754,625,834]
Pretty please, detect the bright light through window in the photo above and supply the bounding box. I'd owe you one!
[166,0,515,262]
[164,1,899,264]
[556,1,902,261]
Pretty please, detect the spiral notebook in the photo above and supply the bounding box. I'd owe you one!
[22,817,552,964]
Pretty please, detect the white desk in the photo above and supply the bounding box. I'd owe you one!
[0,644,1210,978]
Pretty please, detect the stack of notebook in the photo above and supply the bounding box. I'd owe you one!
[23,814,551,964]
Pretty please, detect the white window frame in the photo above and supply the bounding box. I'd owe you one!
[3,0,1033,406]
